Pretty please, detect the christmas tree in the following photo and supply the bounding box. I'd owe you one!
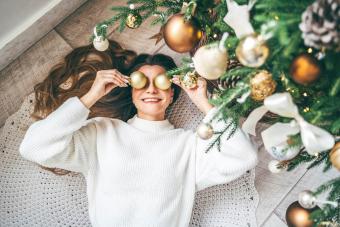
[92,0,340,225]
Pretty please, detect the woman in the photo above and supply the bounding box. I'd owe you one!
[19,44,258,226]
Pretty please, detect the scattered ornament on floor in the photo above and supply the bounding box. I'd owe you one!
[192,33,229,80]
[180,71,198,89]
[236,33,269,68]
[298,190,317,209]
[250,70,276,101]
[163,13,202,53]
[197,123,214,140]
[299,0,340,51]
[126,12,142,29]
[154,74,172,90]
[92,25,109,51]
[330,141,340,171]
[130,71,147,89]
[290,53,321,85]
[268,160,283,173]
[285,201,319,227]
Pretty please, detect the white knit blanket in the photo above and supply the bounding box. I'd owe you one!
[0,91,259,227]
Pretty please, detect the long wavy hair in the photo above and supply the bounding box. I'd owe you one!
[32,40,180,175]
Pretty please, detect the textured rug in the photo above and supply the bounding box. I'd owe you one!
[0,91,259,226]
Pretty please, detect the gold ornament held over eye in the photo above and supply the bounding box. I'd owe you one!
[154,74,172,90]
[130,71,147,89]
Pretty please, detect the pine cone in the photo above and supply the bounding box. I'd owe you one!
[299,0,340,51]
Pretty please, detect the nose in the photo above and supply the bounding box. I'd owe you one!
[145,80,158,94]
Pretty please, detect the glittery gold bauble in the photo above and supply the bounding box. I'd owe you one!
[330,142,340,171]
[126,12,142,29]
[285,201,319,227]
[180,71,198,89]
[154,74,171,90]
[197,123,214,140]
[163,13,202,53]
[130,71,147,89]
[290,53,321,85]
[250,70,276,101]
[236,33,269,68]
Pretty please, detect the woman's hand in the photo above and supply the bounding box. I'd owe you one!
[80,69,129,109]
[172,75,214,115]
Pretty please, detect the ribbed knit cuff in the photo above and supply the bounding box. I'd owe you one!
[45,96,91,127]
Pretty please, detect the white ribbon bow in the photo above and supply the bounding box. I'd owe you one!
[223,0,256,38]
[242,92,335,155]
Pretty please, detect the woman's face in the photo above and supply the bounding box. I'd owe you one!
[131,65,174,121]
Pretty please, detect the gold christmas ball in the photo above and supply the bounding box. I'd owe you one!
[250,70,276,101]
[126,12,142,29]
[236,33,269,68]
[197,123,214,140]
[154,74,171,90]
[163,13,203,53]
[130,71,147,89]
[290,53,321,85]
[180,71,198,89]
[285,201,319,227]
[330,142,340,171]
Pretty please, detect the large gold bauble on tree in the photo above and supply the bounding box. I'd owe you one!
[290,53,321,85]
[163,13,202,53]
[236,33,269,68]
[330,141,340,171]
[250,70,276,101]
[126,12,142,29]
[285,201,319,227]
[130,71,147,89]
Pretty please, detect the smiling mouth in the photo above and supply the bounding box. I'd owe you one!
[141,98,162,103]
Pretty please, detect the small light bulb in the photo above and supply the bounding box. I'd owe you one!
[274,15,279,20]
[307,48,313,53]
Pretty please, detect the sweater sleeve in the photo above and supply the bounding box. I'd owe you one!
[194,107,258,192]
[19,96,97,175]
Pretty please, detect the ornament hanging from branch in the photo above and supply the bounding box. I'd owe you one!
[192,33,229,80]
[92,25,109,51]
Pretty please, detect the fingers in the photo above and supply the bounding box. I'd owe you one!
[98,70,129,87]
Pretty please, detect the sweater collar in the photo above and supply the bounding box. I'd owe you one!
[127,114,174,133]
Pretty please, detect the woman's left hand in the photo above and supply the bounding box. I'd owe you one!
[172,75,214,115]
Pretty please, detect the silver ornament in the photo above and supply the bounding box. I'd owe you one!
[298,190,317,209]
[197,123,214,140]
[93,37,109,51]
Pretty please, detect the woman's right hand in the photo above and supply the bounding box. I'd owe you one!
[80,69,130,109]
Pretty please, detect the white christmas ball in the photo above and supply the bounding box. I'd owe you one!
[298,190,316,209]
[192,43,228,80]
[268,160,282,173]
[93,37,109,51]
[197,123,214,140]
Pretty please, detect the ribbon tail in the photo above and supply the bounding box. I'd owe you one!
[300,122,335,155]
[242,105,268,136]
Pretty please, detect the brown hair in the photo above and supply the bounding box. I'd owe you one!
[31,40,180,175]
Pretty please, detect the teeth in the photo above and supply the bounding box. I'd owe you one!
[143,98,161,102]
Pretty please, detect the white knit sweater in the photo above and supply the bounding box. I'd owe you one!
[19,96,258,227]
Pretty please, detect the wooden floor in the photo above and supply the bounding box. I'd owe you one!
[0,0,337,226]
